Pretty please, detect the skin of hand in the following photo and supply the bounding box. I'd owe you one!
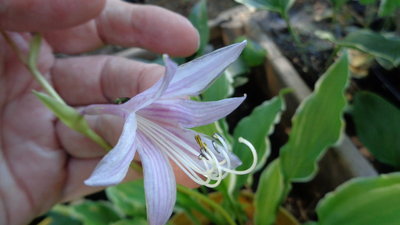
[0,0,199,224]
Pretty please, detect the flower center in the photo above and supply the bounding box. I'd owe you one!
[137,115,257,188]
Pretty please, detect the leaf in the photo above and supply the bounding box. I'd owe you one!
[202,72,234,101]
[38,212,82,225]
[359,0,376,5]
[174,190,223,225]
[105,180,147,218]
[330,0,349,9]
[336,30,400,67]
[254,159,287,225]
[111,218,148,225]
[316,173,400,225]
[236,37,267,67]
[189,0,209,56]
[231,90,287,193]
[379,0,400,17]
[280,53,349,182]
[352,92,400,167]
[235,0,295,16]
[70,201,121,225]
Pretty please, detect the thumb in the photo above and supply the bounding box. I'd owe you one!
[0,0,106,31]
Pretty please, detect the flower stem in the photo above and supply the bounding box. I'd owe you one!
[177,185,237,225]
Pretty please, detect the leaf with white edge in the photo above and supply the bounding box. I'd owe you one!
[255,159,288,225]
[336,30,400,67]
[70,201,121,225]
[316,173,400,225]
[352,91,400,167]
[106,180,147,218]
[235,0,295,16]
[280,53,349,182]
[189,0,209,56]
[231,90,287,193]
[379,0,400,17]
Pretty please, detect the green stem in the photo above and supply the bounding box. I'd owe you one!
[177,185,237,225]
[28,33,65,103]
[283,13,301,48]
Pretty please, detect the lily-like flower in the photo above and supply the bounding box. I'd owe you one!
[84,41,257,225]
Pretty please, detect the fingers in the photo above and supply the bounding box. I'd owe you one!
[51,55,163,106]
[0,0,106,31]
[43,1,199,56]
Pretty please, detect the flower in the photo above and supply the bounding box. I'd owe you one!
[83,41,257,225]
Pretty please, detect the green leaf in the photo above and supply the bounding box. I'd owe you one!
[280,53,349,182]
[202,72,234,101]
[379,0,400,17]
[352,92,400,167]
[337,30,400,67]
[235,0,295,16]
[189,0,209,56]
[254,159,287,225]
[175,191,223,225]
[236,37,267,67]
[231,90,287,193]
[330,0,349,9]
[71,201,121,225]
[111,218,148,225]
[105,180,147,218]
[39,212,82,225]
[359,0,376,5]
[316,173,400,225]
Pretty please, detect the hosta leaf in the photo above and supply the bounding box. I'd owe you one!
[254,159,288,225]
[70,201,121,225]
[236,37,267,67]
[106,180,147,218]
[111,218,148,225]
[280,53,349,182]
[379,0,400,17]
[316,173,400,225]
[231,90,287,193]
[337,30,400,67]
[352,91,400,167]
[202,71,234,101]
[189,0,209,56]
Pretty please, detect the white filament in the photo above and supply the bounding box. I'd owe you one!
[136,115,258,187]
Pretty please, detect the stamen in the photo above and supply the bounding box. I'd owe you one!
[136,115,257,188]
[220,137,258,175]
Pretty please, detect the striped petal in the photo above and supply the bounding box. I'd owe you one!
[138,96,246,128]
[163,41,246,98]
[84,113,137,186]
[123,55,178,112]
[137,133,176,225]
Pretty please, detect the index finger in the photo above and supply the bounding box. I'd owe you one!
[43,1,200,57]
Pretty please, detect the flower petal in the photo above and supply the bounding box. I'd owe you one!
[137,133,176,225]
[83,104,125,117]
[163,41,246,98]
[139,96,246,128]
[123,55,177,112]
[84,113,137,186]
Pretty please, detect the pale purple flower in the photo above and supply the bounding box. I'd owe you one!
[83,41,257,225]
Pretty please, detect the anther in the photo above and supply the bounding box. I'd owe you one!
[211,140,221,153]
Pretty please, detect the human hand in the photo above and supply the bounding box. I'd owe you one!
[0,1,199,224]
